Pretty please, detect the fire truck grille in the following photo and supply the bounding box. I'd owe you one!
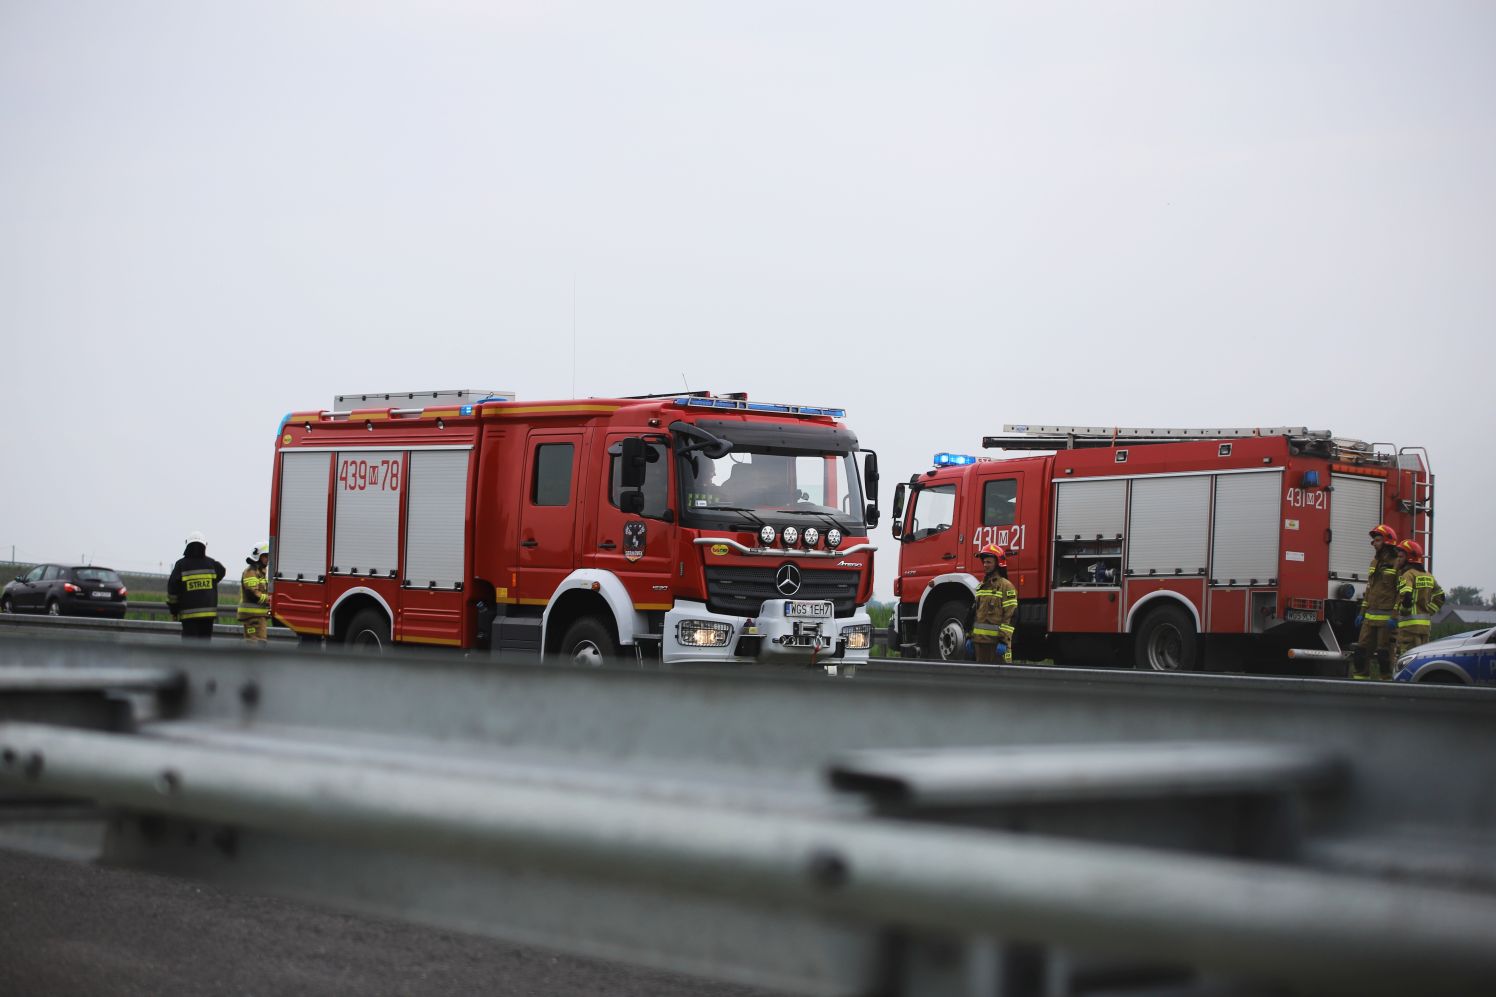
[704,566,861,618]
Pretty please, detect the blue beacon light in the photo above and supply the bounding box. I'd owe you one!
[933,452,977,466]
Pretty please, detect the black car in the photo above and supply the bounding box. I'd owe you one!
[1,564,129,619]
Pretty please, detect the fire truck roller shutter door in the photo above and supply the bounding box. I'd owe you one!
[332,450,403,577]
[1211,471,1283,585]
[1329,475,1384,586]
[1127,476,1210,578]
[1053,479,1127,541]
[404,450,471,588]
[542,569,649,648]
[278,452,332,582]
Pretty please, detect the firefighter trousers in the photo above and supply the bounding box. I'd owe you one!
[240,616,269,642]
[1354,617,1396,680]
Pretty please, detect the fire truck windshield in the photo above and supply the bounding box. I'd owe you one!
[677,447,867,531]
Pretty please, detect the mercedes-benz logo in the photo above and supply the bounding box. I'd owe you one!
[775,563,802,596]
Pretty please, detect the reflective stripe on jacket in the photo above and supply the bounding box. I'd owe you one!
[971,574,1018,644]
[239,565,270,618]
[167,551,226,622]
[1361,548,1400,612]
[1396,567,1444,629]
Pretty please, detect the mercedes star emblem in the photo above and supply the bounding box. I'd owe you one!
[775,563,802,596]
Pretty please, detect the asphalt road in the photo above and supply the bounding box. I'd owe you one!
[0,849,785,997]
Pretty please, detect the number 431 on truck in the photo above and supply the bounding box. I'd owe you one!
[891,424,1431,673]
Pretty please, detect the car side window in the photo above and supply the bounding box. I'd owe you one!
[908,484,957,541]
[982,479,1017,526]
[24,566,44,583]
[41,566,60,581]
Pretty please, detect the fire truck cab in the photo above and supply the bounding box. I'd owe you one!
[269,390,880,665]
[891,425,1432,672]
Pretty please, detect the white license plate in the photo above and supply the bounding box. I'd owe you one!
[785,601,832,619]
[90,591,112,599]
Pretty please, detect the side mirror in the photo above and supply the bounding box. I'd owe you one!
[891,482,907,521]
[620,490,645,514]
[891,520,903,539]
[619,438,650,489]
[863,450,880,505]
[864,503,880,528]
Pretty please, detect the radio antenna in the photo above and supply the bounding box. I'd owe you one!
[571,275,577,397]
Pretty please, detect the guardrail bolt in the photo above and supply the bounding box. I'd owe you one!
[806,847,850,890]
[22,752,44,780]
[157,768,181,795]
[239,681,260,708]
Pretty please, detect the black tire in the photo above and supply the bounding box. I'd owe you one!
[922,599,970,662]
[1133,604,1198,672]
[344,607,391,652]
[556,616,619,666]
[46,599,61,618]
[0,595,11,614]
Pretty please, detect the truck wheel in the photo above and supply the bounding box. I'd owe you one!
[923,599,970,662]
[344,608,391,651]
[1133,604,1198,672]
[557,617,619,666]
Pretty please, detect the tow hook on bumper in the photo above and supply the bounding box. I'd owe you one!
[772,621,832,650]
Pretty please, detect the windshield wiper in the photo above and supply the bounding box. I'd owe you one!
[773,508,852,533]
[693,505,768,529]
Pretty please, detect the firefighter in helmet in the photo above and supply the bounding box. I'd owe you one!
[1350,524,1401,680]
[239,542,272,643]
[970,544,1019,664]
[1393,539,1444,661]
[166,531,227,640]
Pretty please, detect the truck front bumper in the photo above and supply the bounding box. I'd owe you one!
[663,600,873,665]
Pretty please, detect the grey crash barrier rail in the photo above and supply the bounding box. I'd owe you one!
[0,634,1493,996]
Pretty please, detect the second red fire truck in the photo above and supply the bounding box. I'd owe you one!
[891,424,1432,672]
[268,390,880,664]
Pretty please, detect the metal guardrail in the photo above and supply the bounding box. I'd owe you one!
[0,613,296,642]
[0,634,1493,995]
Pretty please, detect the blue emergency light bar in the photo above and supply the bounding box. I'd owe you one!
[672,397,846,419]
[933,452,977,466]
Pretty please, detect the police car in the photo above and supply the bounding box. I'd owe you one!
[1394,627,1496,685]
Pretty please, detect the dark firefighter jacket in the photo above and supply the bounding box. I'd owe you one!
[167,544,227,622]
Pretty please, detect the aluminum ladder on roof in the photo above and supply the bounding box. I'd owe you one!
[982,425,1395,465]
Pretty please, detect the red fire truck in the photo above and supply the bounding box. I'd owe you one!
[890,425,1433,672]
[269,390,880,664]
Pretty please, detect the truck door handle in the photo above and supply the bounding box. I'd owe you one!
[598,541,617,550]
[520,539,539,548]
[942,553,957,560]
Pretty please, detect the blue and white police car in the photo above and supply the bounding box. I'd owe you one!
[1394,627,1496,685]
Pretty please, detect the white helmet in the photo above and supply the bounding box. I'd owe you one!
[184,530,207,546]
[250,541,271,560]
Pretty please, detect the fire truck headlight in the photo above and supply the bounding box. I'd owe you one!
[826,528,843,549]
[803,527,819,548]
[782,526,799,547]
[843,625,871,650]
[677,620,732,647]
[759,525,777,547]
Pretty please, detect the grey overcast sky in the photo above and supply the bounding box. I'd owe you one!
[2,1,1492,601]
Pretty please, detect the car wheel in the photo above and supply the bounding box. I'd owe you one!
[923,599,970,661]
[0,596,11,614]
[344,608,391,651]
[1133,604,1198,672]
[557,616,619,666]
[46,600,61,617]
